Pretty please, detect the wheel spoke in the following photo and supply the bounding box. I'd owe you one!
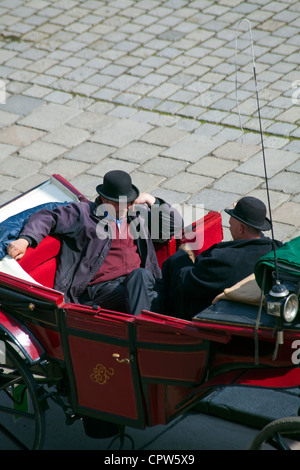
[0,343,46,450]
[0,403,36,420]
[0,422,28,450]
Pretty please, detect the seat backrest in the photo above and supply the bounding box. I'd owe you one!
[18,235,61,288]
[17,211,223,286]
[155,211,223,268]
[181,211,223,256]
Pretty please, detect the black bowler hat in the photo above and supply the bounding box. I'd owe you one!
[96,170,139,202]
[225,196,271,231]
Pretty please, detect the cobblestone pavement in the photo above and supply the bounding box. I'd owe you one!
[0,0,299,241]
[0,0,300,451]
[0,0,300,240]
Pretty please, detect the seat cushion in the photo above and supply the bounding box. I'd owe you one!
[18,235,61,288]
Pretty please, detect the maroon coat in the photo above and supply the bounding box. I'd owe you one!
[20,199,183,303]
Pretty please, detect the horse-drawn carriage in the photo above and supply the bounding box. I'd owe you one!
[1,174,300,450]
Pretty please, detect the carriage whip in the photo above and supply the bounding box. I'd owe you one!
[235,19,284,361]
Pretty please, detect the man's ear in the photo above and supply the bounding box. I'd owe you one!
[239,222,246,235]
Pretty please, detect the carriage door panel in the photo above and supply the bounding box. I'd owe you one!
[135,312,210,425]
[63,308,145,427]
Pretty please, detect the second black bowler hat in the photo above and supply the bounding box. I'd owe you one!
[96,170,139,202]
[225,196,271,231]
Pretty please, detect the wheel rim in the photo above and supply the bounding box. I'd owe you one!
[0,342,45,450]
[249,417,300,450]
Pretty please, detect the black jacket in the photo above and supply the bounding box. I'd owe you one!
[162,235,282,320]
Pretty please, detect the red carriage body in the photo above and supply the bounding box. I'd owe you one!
[0,175,300,449]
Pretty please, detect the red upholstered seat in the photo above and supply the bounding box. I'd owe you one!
[180,211,223,256]
[17,212,223,287]
[155,211,223,268]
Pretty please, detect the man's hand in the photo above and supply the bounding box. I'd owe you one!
[7,238,29,261]
[178,244,195,263]
[133,192,156,207]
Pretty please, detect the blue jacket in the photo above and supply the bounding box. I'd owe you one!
[0,202,67,259]
[19,199,183,303]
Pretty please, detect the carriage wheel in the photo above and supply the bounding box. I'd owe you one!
[248,417,300,450]
[0,341,46,450]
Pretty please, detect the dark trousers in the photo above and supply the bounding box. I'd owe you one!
[79,268,163,316]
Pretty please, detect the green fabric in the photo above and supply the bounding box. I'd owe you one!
[255,236,300,293]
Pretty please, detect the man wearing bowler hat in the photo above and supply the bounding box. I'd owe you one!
[7,170,183,316]
[162,196,282,320]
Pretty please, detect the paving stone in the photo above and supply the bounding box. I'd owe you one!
[277,106,300,124]
[18,103,82,130]
[9,69,37,83]
[42,124,90,147]
[141,126,187,147]
[199,109,230,123]
[177,104,205,118]
[191,90,225,108]
[0,94,43,115]
[45,90,74,104]
[134,97,161,110]
[106,74,140,91]
[0,0,299,245]
[0,175,20,194]
[173,117,201,132]
[213,171,263,194]
[286,158,300,173]
[263,135,290,149]
[0,125,44,146]
[113,92,142,106]
[41,157,90,178]
[188,188,239,213]
[72,83,99,97]
[187,156,238,178]
[283,140,300,153]
[236,149,299,178]
[151,187,189,205]
[92,87,120,101]
[248,188,289,213]
[91,118,152,147]
[0,143,17,161]
[162,171,213,194]
[32,74,57,87]
[194,123,222,136]
[11,173,48,194]
[64,141,115,163]
[23,84,52,98]
[0,50,18,64]
[273,202,300,226]
[268,171,300,195]
[213,141,260,161]
[68,173,101,200]
[147,83,180,99]
[129,170,165,193]
[0,110,20,128]
[111,141,164,164]
[87,157,138,177]
[108,105,137,119]
[161,134,225,162]
[272,221,296,244]
[18,140,66,162]
[141,156,188,177]
[169,89,198,103]
[67,111,116,131]
[2,155,42,178]
[266,121,298,136]
[156,100,184,114]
